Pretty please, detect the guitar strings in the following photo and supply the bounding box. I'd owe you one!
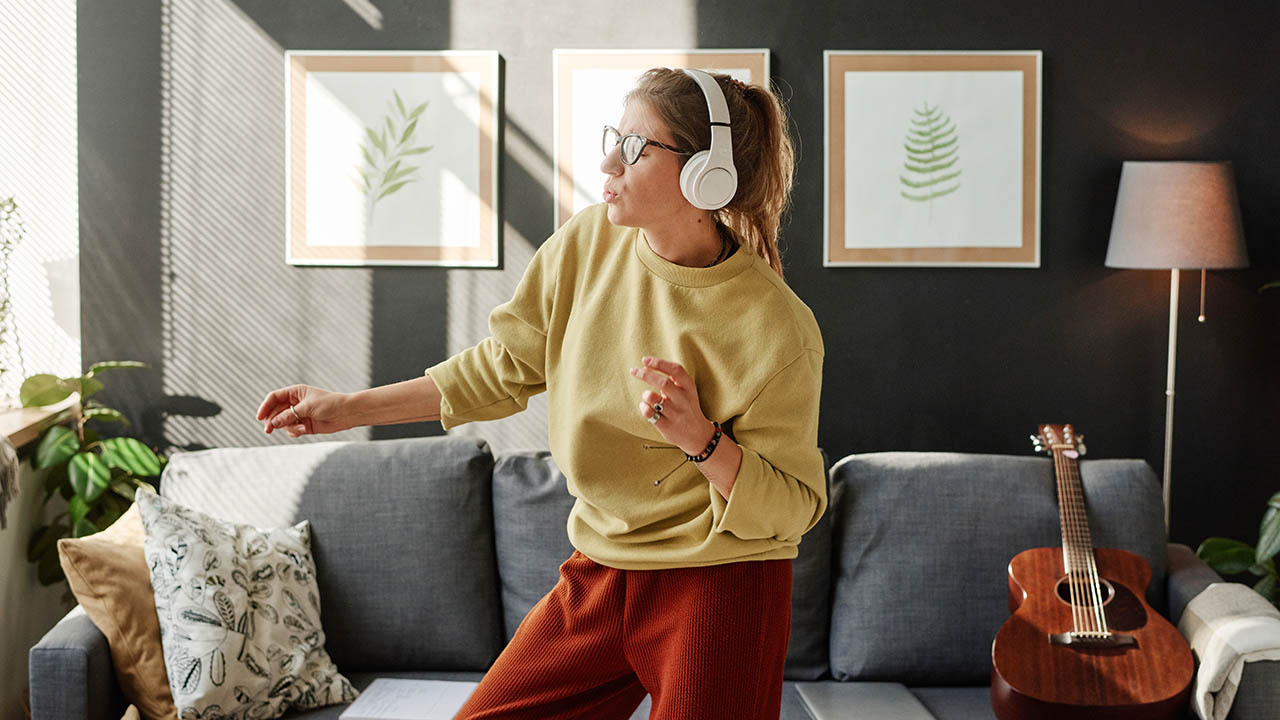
[1055,444,1109,637]
[1053,447,1086,636]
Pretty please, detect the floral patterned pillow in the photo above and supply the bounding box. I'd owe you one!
[137,491,357,719]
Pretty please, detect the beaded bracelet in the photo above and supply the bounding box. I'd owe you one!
[686,421,723,463]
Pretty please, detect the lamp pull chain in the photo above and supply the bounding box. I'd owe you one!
[1198,268,1207,323]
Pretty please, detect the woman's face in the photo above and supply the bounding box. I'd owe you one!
[600,100,691,229]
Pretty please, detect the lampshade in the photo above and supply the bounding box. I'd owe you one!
[1105,161,1248,270]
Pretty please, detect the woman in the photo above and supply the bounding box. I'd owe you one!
[256,68,824,720]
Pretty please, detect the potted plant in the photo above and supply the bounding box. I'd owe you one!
[22,362,166,586]
[1197,491,1280,610]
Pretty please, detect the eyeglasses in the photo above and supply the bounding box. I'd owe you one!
[602,125,693,165]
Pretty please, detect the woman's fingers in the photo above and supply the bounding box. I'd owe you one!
[642,356,691,386]
[256,387,297,420]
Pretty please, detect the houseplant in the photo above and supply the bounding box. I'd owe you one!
[1197,491,1280,610]
[22,361,166,586]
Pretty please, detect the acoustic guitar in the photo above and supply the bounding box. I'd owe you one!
[990,424,1193,720]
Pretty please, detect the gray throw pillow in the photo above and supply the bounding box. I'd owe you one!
[137,491,356,719]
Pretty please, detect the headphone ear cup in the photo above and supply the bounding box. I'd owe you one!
[680,150,710,207]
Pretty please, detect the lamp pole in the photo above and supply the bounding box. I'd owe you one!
[1162,269,1179,535]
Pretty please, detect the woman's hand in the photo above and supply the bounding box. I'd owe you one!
[256,385,352,437]
[630,356,716,456]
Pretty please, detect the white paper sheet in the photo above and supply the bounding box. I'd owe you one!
[339,679,480,720]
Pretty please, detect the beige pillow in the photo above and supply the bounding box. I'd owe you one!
[57,503,178,720]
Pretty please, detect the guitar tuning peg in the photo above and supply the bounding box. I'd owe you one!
[1077,436,1087,456]
[1030,435,1044,452]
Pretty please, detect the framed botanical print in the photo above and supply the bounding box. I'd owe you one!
[825,51,1042,267]
[553,49,770,228]
[285,50,500,266]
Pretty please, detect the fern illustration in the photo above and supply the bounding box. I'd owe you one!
[899,101,962,222]
[356,90,433,228]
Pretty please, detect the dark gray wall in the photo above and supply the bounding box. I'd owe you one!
[81,0,1280,550]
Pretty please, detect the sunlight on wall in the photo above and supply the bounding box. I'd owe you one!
[442,0,697,453]
[0,0,79,399]
[160,0,373,448]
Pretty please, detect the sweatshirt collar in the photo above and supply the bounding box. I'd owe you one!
[633,226,755,287]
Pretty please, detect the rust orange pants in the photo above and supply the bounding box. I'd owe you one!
[455,550,793,720]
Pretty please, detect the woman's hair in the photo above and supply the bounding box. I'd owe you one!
[626,67,796,279]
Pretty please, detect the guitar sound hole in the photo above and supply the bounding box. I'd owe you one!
[1054,576,1115,607]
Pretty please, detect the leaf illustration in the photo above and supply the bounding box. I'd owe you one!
[899,101,963,222]
[210,648,225,686]
[213,590,236,628]
[281,588,309,621]
[243,648,270,678]
[176,654,201,695]
[252,599,279,624]
[308,590,320,613]
[249,582,271,600]
[356,91,432,225]
[232,568,250,591]
[269,676,295,698]
[252,565,275,582]
[181,606,222,627]
[203,550,219,572]
[284,615,307,633]
[244,535,268,557]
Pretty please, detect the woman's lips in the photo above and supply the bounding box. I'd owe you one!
[603,189,617,202]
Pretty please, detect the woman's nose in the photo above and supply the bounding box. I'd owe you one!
[600,146,622,175]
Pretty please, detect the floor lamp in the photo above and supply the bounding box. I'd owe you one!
[1104,161,1248,533]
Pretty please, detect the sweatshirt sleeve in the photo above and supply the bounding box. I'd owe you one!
[424,232,564,430]
[709,347,826,543]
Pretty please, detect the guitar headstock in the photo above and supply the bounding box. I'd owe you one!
[1030,423,1087,456]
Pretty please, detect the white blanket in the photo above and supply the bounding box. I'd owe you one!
[1177,581,1280,720]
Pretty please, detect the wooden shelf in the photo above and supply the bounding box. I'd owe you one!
[0,395,78,452]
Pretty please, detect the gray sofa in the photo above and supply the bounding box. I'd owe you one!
[29,436,1280,719]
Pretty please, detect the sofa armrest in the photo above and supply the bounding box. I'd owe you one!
[28,605,127,720]
[1168,543,1223,624]
[1167,544,1280,720]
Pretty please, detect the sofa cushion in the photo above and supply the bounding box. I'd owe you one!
[137,491,355,718]
[794,681,934,719]
[490,451,577,641]
[829,453,1165,685]
[909,687,995,720]
[490,449,834,680]
[159,436,504,673]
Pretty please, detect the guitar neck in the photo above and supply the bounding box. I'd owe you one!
[1052,445,1095,574]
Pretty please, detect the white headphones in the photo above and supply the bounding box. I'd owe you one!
[679,69,738,211]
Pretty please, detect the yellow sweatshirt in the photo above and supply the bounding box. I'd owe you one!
[426,203,825,569]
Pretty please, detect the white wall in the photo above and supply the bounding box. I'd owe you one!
[0,457,77,720]
[0,0,80,399]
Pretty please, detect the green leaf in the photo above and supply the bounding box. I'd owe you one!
[36,425,80,469]
[69,452,111,502]
[68,494,90,527]
[73,516,99,538]
[111,481,137,501]
[365,127,385,156]
[72,376,105,400]
[376,180,412,202]
[385,117,394,141]
[1258,503,1280,563]
[83,407,127,425]
[399,118,418,145]
[393,89,406,118]
[100,437,163,476]
[409,101,428,121]
[20,374,72,407]
[401,146,432,156]
[1197,537,1259,575]
[132,478,158,496]
[382,159,403,184]
[37,548,64,585]
[359,145,375,170]
[1254,574,1278,601]
[27,524,62,563]
[86,360,147,376]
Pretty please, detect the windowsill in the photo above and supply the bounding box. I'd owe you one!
[0,395,79,453]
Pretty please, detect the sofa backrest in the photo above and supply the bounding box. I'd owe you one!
[159,436,506,673]
[827,452,1166,685]
[490,449,835,681]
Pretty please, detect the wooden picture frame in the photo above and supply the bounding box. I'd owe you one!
[824,51,1042,267]
[285,51,500,266]
[553,49,770,228]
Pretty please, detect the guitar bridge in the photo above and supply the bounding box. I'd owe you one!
[1049,632,1137,649]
